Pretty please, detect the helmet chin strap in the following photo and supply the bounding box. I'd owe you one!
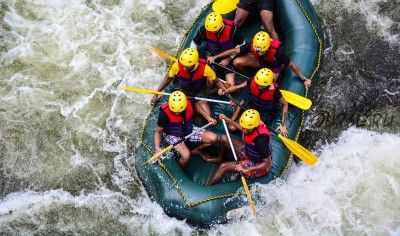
[255,47,264,56]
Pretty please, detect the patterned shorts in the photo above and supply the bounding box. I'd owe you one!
[163,126,204,150]
[239,144,268,178]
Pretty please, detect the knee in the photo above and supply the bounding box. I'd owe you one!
[226,81,235,88]
[233,58,243,68]
[209,134,219,144]
[180,149,191,161]
[220,135,228,145]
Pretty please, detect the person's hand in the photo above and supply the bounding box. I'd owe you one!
[207,56,217,64]
[303,78,311,89]
[219,58,231,66]
[276,123,289,137]
[218,88,226,96]
[229,99,243,109]
[219,113,227,121]
[207,116,218,125]
[235,164,248,173]
[154,147,161,153]
[150,95,159,106]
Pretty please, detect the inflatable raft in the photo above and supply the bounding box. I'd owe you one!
[134,0,323,225]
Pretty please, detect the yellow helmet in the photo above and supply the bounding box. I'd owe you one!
[179,48,199,67]
[205,12,223,32]
[252,31,271,53]
[168,91,187,113]
[254,68,274,86]
[239,109,260,129]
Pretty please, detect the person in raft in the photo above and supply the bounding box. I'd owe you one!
[234,0,279,40]
[208,109,272,185]
[154,91,221,167]
[219,68,289,136]
[150,48,224,125]
[190,12,245,87]
[207,31,311,88]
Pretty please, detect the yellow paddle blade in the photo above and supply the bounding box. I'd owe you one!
[241,176,257,217]
[149,47,177,62]
[212,0,239,14]
[122,86,166,96]
[281,90,312,110]
[278,134,318,166]
[146,145,174,164]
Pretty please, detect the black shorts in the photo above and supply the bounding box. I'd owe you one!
[188,91,207,104]
[237,0,274,12]
[211,58,235,79]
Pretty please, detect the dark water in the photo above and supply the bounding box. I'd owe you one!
[302,0,400,147]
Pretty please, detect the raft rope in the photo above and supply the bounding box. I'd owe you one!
[138,0,324,208]
[281,0,324,177]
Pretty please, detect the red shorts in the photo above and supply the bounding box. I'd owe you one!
[239,144,268,178]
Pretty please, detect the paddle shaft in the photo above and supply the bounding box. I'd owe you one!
[212,62,251,80]
[174,122,212,147]
[222,119,257,216]
[146,122,212,164]
[122,86,230,104]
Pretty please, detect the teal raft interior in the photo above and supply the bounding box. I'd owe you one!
[134,0,323,225]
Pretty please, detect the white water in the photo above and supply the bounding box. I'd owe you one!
[1,128,399,234]
[1,0,399,235]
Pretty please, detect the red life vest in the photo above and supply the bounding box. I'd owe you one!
[177,58,207,96]
[205,19,236,55]
[250,39,282,68]
[250,79,279,112]
[242,122,271,161]
[160,100,194,137]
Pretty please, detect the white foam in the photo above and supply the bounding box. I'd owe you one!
[312,0,399,45]
[210,127,400,235]
[0,188,193,235]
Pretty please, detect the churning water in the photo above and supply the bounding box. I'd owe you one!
[0,0,399,235]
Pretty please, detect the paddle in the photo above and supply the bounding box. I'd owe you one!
[211,62,312,110]
[225,93,318,166]
[212,0,239,14]
[146,123,213,164]
[222,119,257,217]
[149,47,177,62]
[122,86,230,105]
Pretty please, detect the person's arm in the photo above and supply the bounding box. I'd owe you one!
[276,96,289,137]
[150,62,178,105]
[238,156,272,173]
[218,80,247,95]
[207,47,241,64]
[229,80,248,93]
[219,113,243,131]
[288,61,311,88]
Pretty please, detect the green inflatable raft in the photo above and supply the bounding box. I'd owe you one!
[134,0,323,225]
